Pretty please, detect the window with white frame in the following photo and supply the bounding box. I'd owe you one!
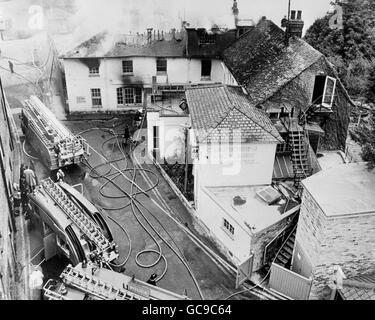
[223,218,234,237]
[323,76,336,106]
[119,87,142,105]
[91,88,102,107]
[89,66,99,75]
[122,60,133,74]
[117,88,124,105]
[312,75,337,107]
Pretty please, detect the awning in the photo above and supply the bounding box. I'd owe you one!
[305,123,325,136]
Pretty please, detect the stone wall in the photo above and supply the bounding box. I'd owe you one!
[264,57,351,152]
[251,208,298,271]
[311,212,375,299]
[294,188,375,299]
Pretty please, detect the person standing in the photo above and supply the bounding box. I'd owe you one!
[123,125,130,146]
[56,169,65,182]
[24,165,37,193]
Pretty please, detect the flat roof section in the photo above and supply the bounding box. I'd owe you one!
[302,162,375,217]
[205,185,298,233]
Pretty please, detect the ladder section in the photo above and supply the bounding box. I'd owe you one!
[41,179,112,254]
[288,125,310,182]
[61,266,147,300]
[26,115,53,148]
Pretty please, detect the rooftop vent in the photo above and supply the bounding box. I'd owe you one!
[233,196,247,206]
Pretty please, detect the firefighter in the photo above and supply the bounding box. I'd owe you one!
[24,165,37,193]
[20,176,28,212]
[13,183,21,216]
[123,125,130,146]
[56,169,65,182]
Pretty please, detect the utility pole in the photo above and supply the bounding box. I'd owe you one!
[184,127,189,195]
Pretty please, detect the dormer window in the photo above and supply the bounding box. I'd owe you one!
[312,75,337,107]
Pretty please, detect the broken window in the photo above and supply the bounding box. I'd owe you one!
[201,59,212,78]
[121,87,142,104]
[122,60,133,74]
[312,75,337,107]
[156,58,167,73]
[89,66,99,75]
[91,88,102,107]
[199,32,216,44]
[223,218,234,236]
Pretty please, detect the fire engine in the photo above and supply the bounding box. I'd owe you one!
[28,178,119,266]
[21,96,89,171]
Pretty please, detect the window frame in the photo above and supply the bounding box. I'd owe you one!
[223,218,235,238]
[122,60,133,74]
[118,87,142,105]
[156,58,167,74]
[90,88,102,108]
[322,76,337,108]
[201,59,212,79]
[89,66,99,76]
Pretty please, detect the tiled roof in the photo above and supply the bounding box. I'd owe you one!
[223,19,323,106]
[186,85,283,144]
[63,31,186,59]
[340,273,375,300]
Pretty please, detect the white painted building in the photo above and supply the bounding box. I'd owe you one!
[61,30,237,114]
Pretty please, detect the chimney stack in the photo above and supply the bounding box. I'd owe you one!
[232,0,239,26]
[283,9,304,43]
[147,28,153,44]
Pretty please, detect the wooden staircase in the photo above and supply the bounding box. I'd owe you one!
[274,227,296,268]
[287,118,310,184]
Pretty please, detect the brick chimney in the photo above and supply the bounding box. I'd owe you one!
[287,10,304,38]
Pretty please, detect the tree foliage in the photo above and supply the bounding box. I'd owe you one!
[304,0,375,102]
[305,0,375,168]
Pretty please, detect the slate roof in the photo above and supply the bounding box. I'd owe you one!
[340,273,375,300]
[63,31,186,59]
[223,19,323,106]
[185,85,283,144]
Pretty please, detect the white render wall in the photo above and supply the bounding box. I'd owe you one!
[197,186,252,265]
[196,142,276,187]
[63,57,237,113]
[147,112,191,161]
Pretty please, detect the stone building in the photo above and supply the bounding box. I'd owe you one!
[292,163,375,299]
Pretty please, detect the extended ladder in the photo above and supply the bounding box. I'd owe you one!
[61,266,147,300]
[41,179,113,254]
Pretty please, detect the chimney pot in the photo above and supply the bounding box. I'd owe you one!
[297,10,302,20]
[290,10,296,20]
